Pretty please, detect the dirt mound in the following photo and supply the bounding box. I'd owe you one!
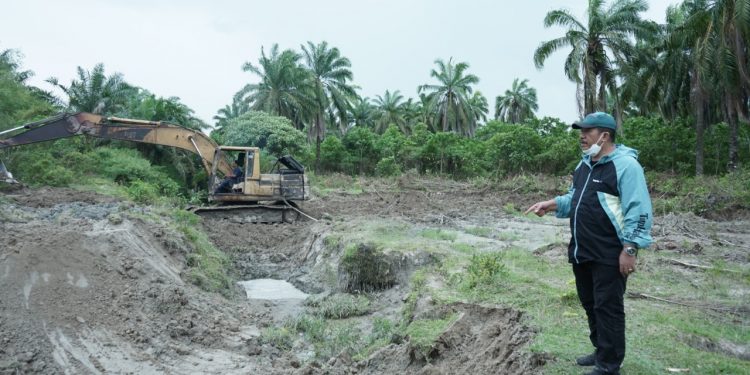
[0,189,262,374]
[306,302,546,375]
[5,186,119,208]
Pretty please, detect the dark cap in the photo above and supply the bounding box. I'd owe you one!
[572,112,616,130]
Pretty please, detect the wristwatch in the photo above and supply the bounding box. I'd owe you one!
[624,245,638,256]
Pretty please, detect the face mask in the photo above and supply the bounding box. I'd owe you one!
[583,133,605,157]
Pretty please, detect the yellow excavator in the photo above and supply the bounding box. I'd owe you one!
[0,112,310,223]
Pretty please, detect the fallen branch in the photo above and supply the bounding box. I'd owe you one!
[676,223,750,250]
[627,292,733,313]
[663,258,741,274]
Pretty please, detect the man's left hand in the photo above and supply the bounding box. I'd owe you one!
[619,250,637,277]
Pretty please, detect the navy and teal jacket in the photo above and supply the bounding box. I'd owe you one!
[554,145,653,265]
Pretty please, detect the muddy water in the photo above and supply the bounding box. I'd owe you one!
[238,279,309,300]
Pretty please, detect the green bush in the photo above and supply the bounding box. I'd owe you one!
[126,180,159,203]
[463,252,507,290]
[649,168,750,215]
[484,124,543,176]
[340,243,395,292]
[216,111,306,157]
[342,127,379,175]
[319,136,349,173]
[375,156,401,176]
[307,293,371,319]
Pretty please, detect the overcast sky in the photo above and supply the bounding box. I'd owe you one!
[1,0,676,127]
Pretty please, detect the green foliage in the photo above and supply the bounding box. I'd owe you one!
[375,156,401,177]
[319,136,348,173]
[376,125,409,158]
[354,317,398,361]
[125,180,159,204]
[484,122,544,175]
[259,326,294,350]
[125,90,207,130]
[286,314,363,359]
[649,168,750,215]
[462,252,507,290]
[310,113,745,181]
[172,210,234,296]
[620,117,697,174]
[0,51,55,127]
[306,293,371,319]
[340,243,395,292]
[465,226,493,237]
[342,127,379,174]
[420,131,488,177]
[217,111,306,157]
[93,148,183,202]
[420,228,457,242]
[47,62,135,115]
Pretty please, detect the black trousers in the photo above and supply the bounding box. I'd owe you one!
[573,261,627,373]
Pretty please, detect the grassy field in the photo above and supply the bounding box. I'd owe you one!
[287,211,750,374]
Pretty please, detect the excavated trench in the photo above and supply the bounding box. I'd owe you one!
[0,185,553,374]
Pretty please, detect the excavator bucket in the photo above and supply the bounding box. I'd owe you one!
[0,158,17,184]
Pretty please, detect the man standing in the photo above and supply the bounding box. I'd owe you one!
[525,112,652,375]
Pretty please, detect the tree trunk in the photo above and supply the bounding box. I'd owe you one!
[734,26,750,88]
[695,102,706,176]
[726,91,740,171]
[584,55,596,115]
[597,73,607,112]
[691,71,706,176]
[314,113,324,172]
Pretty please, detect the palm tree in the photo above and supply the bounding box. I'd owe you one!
[699,0,750,170]
[660,0,749,172]
[300,41,357,169]
[373,90,407,134]
[47,63,134,115]
[240,44,313,130]
[401,98,425,130]
[466,92,489,135]
[533,0,657,116]
[418,58,480,136]
[214,92,250,131]
[0,49,32,84]
[495,79,538,123]
[348,97,376,131]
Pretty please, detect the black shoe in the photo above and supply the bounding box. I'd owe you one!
[583,367,620,375]
[576,352,596,366]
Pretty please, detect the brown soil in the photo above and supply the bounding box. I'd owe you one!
[2,179,747,374]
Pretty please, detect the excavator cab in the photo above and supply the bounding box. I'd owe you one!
[208,146,308,205]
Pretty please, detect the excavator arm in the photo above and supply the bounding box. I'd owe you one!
[0,112,232,176]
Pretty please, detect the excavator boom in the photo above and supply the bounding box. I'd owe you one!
[0,112,232,176]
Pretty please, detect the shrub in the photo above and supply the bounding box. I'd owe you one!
[308,293,371,319]
[126,180,160,203]
[218,111,306,157]
[375,156,401,176]
[340,243,396,292]
[463,252,507,290]
[342,127,379,175]
[319,136,349,173]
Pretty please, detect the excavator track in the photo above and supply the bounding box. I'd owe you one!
[187,204,302,224]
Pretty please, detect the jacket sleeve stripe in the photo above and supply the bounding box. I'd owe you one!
[598,191,625,242]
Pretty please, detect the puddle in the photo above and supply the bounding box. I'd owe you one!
[237,279,308,300]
